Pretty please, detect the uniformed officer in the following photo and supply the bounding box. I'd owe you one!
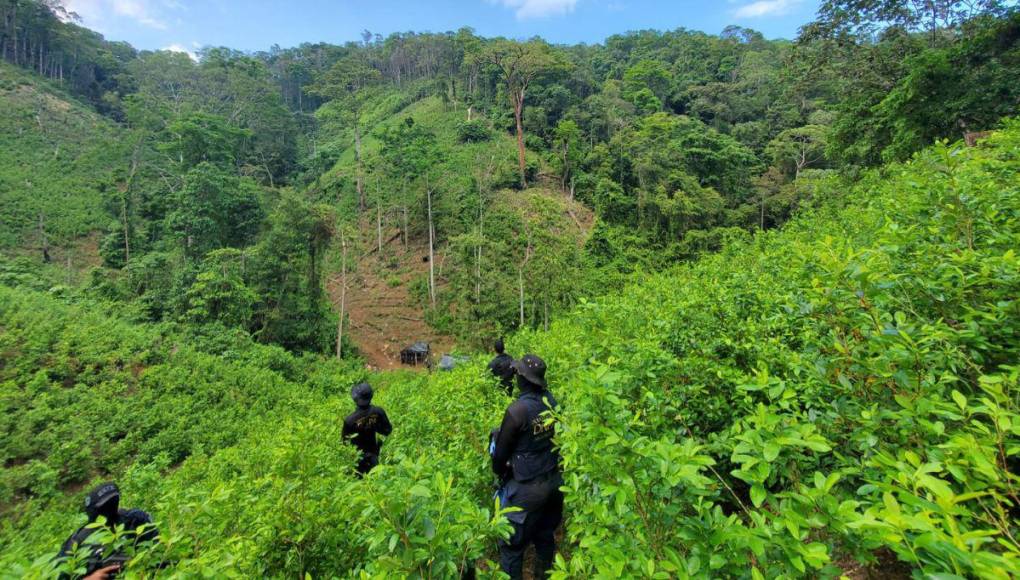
[342,383,393,476]
[55,482,158,579]
[487,338,515,396]
[490,354,563,579]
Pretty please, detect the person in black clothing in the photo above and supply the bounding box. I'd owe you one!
[491,354,563,580]
[55,482,158,580]
[343,382,393,476]
[487,338,515,397]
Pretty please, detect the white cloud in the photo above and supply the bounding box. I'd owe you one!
[63,0,170,30]
[732,0,801,18]
[112,0,168,29]
[492,0,579,20]
[162,43,198,61]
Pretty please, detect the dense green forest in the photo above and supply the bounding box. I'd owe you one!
[1,0,1019,577]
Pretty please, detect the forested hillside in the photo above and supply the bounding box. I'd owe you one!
[0,61,127,260]
[2,0,1016,354]
[1,0,1019,577]
[2,116,1018,579]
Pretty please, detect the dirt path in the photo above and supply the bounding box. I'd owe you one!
[326,230,455,370]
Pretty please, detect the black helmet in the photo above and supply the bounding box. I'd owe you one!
[351,383,373,407]
[84,482,120,521]
[511,354,547,389]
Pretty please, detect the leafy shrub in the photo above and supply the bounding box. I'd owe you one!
[512,124,1020,578]
[457,119,492,143]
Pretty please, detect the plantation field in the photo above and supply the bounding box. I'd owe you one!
[0,62,130,253]
[1,123,1019,577]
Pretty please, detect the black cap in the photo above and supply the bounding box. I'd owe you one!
[351,383,373,406]
[511,354,547,389]
[85,482,120,520]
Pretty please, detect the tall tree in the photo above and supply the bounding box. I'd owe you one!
[309,54,382,210]
[481,39,562,188]
[808,0,1011,45]
[766,125,828,180]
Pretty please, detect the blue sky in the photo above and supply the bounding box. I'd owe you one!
[63,0,821,57]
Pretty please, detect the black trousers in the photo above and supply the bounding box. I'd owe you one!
[499,474,564,580]
[356,452,379,476]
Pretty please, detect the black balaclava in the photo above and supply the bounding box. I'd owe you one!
[495,338,505,355]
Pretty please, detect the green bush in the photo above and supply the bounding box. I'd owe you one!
[457,119,492,143]
[514,124,1020,578]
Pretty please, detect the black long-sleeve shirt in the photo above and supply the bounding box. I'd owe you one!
[56,509,157,579]
[488,353,515,395]
[492,390,558,481]
[342,405,392,456]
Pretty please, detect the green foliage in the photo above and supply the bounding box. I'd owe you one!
[507,123,1020,578]
[0,286,345,508]
[166,164,264,258]
[823,10,1019,166]
[183,249,258,327]
[0,290,514,577]
[457,119,492,143]
[0,61,131,251]
[247,191,337,353]
[2,123,1020,579]
[160,113,252,170]
[4,7,1020,576]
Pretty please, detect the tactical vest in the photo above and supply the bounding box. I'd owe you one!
[509,390,559,482]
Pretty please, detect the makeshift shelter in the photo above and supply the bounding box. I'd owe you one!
[400,342,430,366]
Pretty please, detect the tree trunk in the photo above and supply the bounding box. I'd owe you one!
[518,267,525,327]
[513,93,527,188]
[38,213,50,263]
[402,205,408,250]
[427,177,436,307]
[122,195,131,264]
[123,147,140,265]
[11,1,16,66]
[336,230,348,359]
[355,123,364,211]
[561,141,569,192]
[760,191,766,231]
[476,198,483,306]
[376,201,382,255]
[517,238,532,327]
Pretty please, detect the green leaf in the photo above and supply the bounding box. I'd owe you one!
[409,484,431,498]
[951,390,967,412]
[802,439,831,452]
[763,442,781,462]
[918,474,953,501]
[709,554,727,570]
[751,484,767,508]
